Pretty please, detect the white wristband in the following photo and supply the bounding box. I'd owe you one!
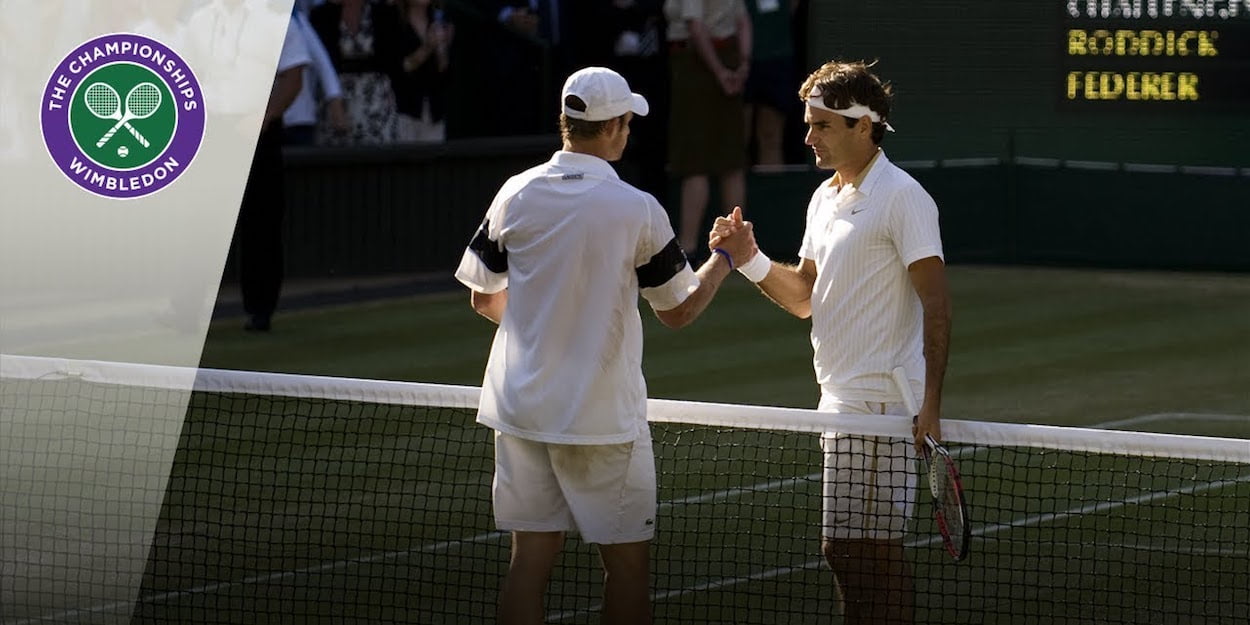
[737,250,771,283]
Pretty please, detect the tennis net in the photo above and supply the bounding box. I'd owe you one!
[3,355,1248,624]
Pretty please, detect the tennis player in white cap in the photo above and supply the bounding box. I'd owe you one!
[455,66,755,625]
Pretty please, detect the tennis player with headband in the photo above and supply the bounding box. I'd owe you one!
[712,59,951,625]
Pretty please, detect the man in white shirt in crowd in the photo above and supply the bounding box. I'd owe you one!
[455,66,755,625]
[284,0,347,145]
[713,59,951,625]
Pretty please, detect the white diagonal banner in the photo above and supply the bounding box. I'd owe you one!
[0,1,294,622]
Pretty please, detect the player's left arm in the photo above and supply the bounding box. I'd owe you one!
[471,289,508,325]
[908,256,951,447]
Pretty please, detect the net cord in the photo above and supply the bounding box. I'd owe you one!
[4,354,1247,463]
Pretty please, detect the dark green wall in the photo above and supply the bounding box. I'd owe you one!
[747,163,1250,271]
[220,135,1248,287]
[807,2,1250,165]
[221,137,557,281]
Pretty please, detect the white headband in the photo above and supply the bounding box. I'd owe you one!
[807,87,895,132]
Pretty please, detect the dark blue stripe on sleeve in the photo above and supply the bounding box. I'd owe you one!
[636,238,688,289]
[468,221,508,273]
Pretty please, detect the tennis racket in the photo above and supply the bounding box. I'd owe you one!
[92,82,161,148]
[891,366,970,561]
[84,82,152,148]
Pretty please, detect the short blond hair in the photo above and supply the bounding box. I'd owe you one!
[559,96,625,142]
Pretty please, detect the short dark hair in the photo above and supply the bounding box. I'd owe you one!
[559,95,622,142]
[799,60,893,145]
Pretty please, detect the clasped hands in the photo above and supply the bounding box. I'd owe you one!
[708,206,758,269]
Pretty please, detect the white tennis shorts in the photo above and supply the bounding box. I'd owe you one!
[492,426,657,544]
[820,399,916,540]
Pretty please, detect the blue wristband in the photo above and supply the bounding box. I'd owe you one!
[711,247,734,270]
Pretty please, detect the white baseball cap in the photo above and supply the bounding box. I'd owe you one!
[561,67,649,122]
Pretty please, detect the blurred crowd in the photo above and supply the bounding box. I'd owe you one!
[288,4,809,151]
[286,0,811,253]
[286,0,454,145]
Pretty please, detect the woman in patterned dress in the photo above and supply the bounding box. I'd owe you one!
[309,0,404,145]
[393,0,453,143]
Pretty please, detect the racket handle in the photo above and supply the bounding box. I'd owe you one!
[890,366,920,416]
[96,120,125,148]
[125,123,150,148]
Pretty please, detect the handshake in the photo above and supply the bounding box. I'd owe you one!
[706,206,771,283]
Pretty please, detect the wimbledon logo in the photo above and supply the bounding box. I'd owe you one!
[41,33,205,199]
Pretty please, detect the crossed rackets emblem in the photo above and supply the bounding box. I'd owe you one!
[83,81,162,149]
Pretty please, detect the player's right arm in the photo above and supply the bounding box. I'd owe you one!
[636,196,735,329]
[455,184,514,323]
[711,210,817,319]
[754,258,817,319]
[652,255,734,329]
[470,290,507,324]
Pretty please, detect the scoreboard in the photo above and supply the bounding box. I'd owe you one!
[807,0,1249,269]
[1062,1,1250,109]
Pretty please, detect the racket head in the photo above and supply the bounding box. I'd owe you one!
[84,82,121,118]
[926,441,971,561]
[125,82,162,119]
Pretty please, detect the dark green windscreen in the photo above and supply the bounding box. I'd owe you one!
[808,1,1250,165]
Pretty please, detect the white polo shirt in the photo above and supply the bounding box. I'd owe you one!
[455,151,699,444]
[799,150,944,403]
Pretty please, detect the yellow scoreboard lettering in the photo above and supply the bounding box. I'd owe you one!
[1178,73,1200,99]
[1067,29,1220,56]
[1066,71,1200,101]
[1062,8,1243,108]
[1067,71,1081,99]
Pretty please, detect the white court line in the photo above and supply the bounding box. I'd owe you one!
[1099,412,1250,430]
[14,413,1246,623]
[547,473,1250,622]
[7,478,806,624]
[5,530,512,625]
[1091,542,1249,558]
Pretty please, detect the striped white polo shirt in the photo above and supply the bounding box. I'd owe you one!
[455,150,699,444]
[799,150,944,403]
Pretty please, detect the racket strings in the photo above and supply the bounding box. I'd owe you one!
[934,455,969,559]
[127,84,162,117]
[923,443,970,561]
[84,84,120,117]
[926,453,945,500]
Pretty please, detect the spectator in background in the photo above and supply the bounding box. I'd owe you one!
[188,0,274,126]
[309,0,403,145]
[393,0,453,143]
[493,1,547,136]
[135,0,188,49]
[238,14,311,331]
[495,0,577,74]
[665,0,752,259]
[286,4,350,145]
[743,0,796,168]
[491,0,588,135]
[582,0,670,202]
